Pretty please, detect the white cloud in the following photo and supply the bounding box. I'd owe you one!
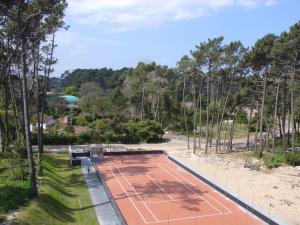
[67,0,277,31]
[55,30,126,55]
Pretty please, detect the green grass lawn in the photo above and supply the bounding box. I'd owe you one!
[11,153,98,225]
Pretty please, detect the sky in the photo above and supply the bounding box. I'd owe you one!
[53,0,300,77]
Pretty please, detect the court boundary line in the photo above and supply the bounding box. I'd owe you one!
[107,162,233,215]
[145,212,232,224]
[109,166,149,224]
[110,165,231,224]
[113,166,159,223]
[157,163,224,214]
[162,162,233,214]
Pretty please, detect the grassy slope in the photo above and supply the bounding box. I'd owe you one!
[13,153,98,225]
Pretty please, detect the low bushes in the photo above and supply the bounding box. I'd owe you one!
[253,151,300,168]
[285,152,300,166]
[31,119,164,145]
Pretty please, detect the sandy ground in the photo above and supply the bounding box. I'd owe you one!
[40,134,300,225]
[169,151,300,225]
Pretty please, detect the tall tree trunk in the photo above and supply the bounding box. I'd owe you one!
[216,74,234,153]
[228,112,237,151]
[214,77,221,153]
[291,68,295,151]
[246,97,255,150]
[39,33,56,168]
[272,80,280,155]
[154,86,161,121]
[21,38,37,196]
[8,68,22,135]
[192,82,197,154]
[287,104,291,147]
[254,104,259,151]
[198,77,202,149]
[0,119,3,153]
[278,115,282,138]
[183,77,189,149]
[34,45,43,176]
[205,76,210,153]
[272,80,280,154]
[141,81,145,122]
[282,82,287,152]
[209,80,216,148]
[259,68,268,157]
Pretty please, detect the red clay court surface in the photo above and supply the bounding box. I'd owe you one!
[97,154,265,225]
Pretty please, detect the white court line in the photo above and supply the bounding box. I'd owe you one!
[145,197,202,204]
[163,162,233,213]
[145,173,176,202]
[105,161,232,214]
[106,172,229,225]
[146,212,231,224]
[106,164,231,224]
[114,166,159,223]
[158,164,223,214]
[108,167,149,224]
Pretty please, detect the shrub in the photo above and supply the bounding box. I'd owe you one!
[74,115,88,126]
[285,152,300,166]
[137,119,164,143]
[123,121,140,143]
[236,111,248,125]
[32,119,164,145]
[263,154,283,169]
[64,125,75,133]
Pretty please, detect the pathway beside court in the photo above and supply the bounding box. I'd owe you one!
[81,157,124,225]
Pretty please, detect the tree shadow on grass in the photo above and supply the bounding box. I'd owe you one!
[44,179,77,198]
[36,193,75,223]
[0,185,32,212]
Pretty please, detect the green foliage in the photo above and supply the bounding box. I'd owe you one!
[74,115,88,126]
[285,152,300,166]
[64,125,75,133]
[235,111,248,124]
[0,154,32,217]
[124,122,140,143]
[136,119,164,143]
[31,132,87,145]
[31,119,164,144]
[251,151,300,168]
[63,86,79,97]
[0,179,32,213]
[262,154,283,169]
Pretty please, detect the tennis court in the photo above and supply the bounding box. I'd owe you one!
[97,153,265,225]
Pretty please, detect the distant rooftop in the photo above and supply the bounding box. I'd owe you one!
[60,95,79,102]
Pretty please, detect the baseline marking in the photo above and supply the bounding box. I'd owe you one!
[158,164,223,214]
[109,167,149,224]
[114,166,159,222]
[163,162,232,213]
[145,212,231,224]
